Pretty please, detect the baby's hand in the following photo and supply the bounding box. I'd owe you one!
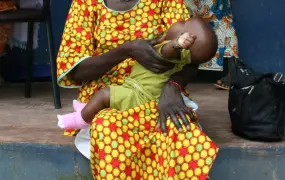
[177,32,196,49]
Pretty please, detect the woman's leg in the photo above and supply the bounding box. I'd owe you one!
[215,72,230,90]
[89,100,218,179]
[214,57,230,90]
[58,88,110,129]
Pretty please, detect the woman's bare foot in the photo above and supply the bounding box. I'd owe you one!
[177,32,197,49]
[214,72,230,90]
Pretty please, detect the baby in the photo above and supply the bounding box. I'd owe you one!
[58,18,218,129]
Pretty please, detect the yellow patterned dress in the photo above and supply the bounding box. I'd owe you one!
[57,0,218,179]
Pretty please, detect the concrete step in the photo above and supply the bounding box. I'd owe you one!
[1,143,284,180]
[0,143,92,180]
[211,146,284,180]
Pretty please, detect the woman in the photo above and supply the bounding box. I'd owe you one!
[0,1,16,86]
[186,0,238,90]
[57,0,218,179]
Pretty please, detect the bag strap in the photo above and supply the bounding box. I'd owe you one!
[274,73,285,140]
[273,73,285,84]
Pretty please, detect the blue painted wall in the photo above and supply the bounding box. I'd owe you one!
[35,0,72,65]
[231,0,285,74]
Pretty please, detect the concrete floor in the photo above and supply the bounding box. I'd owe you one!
[0,82,283,148]
[0,82,75,145]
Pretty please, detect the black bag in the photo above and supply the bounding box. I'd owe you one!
[228,57,285,141]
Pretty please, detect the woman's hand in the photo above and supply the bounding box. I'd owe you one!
[124,36,174,73]
[156,82,196,136]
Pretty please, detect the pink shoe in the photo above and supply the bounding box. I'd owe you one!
[57,111,89,129]
[73,100,87,112]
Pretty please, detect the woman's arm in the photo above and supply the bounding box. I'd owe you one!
[169,63,198,87]
[157,64,199,135]
[70,37,175,82]
[57,0,98,88]
[70,45,128,82]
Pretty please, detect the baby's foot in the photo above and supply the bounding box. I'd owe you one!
[57,111,89,129]
[177,32,196,49]
[73,99,86,112]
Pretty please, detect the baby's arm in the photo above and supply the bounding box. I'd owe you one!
[157,33,196,60]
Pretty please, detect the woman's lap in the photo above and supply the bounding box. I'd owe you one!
[89,101,218,179]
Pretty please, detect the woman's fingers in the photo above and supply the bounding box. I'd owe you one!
[155,122,160,130]
[151,63,174,73]
[141,60,168,74]
[146,58,173,74]
[169,111,183,132]
[157,107,195,135]
[133,41,173,73]
[159,114,168,136]
[149,33,167,46]
[158,108,192,136]
[184,107,195,122]
[178,110,191,130]
[148,45,167,61]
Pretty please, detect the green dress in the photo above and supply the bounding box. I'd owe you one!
[110,44,191,111]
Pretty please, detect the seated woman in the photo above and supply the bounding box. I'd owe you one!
[57,0,219,179]
[58,18,218,131]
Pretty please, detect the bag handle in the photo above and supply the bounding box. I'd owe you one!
[273,73,285,140]
[263,72,285,86]
[273,73,285,84]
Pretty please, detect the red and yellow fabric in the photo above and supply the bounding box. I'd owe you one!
[56,0,218,179]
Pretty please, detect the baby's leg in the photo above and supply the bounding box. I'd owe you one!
[58,88,110,129]
[81,88,110,121]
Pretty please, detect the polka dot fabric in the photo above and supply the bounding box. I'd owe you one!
[90,101,218,180]
[56,0,219,179]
